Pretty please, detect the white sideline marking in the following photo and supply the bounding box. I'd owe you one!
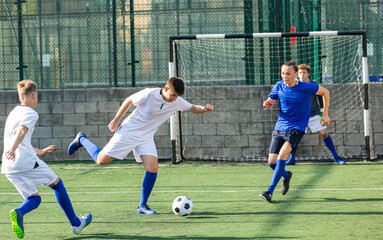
[50,164,169,170]
[48,160,381,171]
[1,188,383,195]
[49,160,378,171]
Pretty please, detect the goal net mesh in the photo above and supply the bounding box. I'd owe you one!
[173,35,374,162]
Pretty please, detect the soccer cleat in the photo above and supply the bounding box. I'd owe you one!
[68,132,87,155]
[10,209,24,239]
[259,191,272,203]
[334,157,346,165]
[281,171,293,195]
[286,160,296,165]
[137,205,157,215]
[72,213,92,234]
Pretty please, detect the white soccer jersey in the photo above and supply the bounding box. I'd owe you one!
[120,88,192,140]
[1,105,40,174]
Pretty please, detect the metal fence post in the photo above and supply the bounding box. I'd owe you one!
[16,0,26,81]
[112,0,118,87]
[129,0,136,87]
[56,0,63,88]
[244,0,255,85]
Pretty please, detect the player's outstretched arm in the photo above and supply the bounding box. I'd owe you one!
[5,125,28,161]
[316,86,331,125]
[34,145,57,156]
[188,104,214,114]
[109,97,133,132]
[263,98,276,110]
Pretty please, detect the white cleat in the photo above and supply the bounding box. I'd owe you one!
[72,213,92,234]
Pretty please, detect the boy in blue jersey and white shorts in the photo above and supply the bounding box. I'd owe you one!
[260,61,331,203]
[286,64,345,165]
[68,77,214,214]
[2,80,92,239]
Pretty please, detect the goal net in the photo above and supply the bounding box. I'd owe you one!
[170,32,374,162]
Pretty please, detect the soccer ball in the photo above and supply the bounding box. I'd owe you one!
[172,196,193,216]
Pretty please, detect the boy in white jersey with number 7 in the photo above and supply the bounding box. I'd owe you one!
[68,77,214,214]
[2,80,92,239]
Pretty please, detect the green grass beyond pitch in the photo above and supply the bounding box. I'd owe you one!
[1,160,383,239]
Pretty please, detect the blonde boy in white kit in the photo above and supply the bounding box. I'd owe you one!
[2,80,91,239]
[68,77,214,214]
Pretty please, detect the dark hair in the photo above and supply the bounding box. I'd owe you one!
[167,77,185,96]
[282,61,298,72]
[298,64,311,74]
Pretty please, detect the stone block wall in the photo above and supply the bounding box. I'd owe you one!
[0,84,382,162]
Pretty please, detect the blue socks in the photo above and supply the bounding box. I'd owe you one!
[267,160,288,194]
[51,179,81,227]
[16,180,81,227]
[268,163,276,171]
[19,195,41,216]
[80,137,101,162]
[323,134,339,159]
[269,162,289,179]
[139,171,157,207]
[289,147,298,164]
[287,135,338,163]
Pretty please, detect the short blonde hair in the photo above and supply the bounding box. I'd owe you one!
[298,64,311,74]
[17,80,37,97]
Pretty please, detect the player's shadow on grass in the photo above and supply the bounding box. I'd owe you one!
[323,197,383,202]
[63,233,289,239]
[266,197,383,204]
[157,185,264,188]
[189,211,383,217]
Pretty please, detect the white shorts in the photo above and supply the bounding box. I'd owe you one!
[6,159,58,199]
[306,115,326,133]
[101,131,157,162]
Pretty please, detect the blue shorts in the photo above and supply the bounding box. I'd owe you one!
[269,129,305,154]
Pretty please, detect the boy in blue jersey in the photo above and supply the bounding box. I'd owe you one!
[286,64,345,165]
[260,61,331,203]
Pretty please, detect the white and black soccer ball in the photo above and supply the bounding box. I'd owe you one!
[172,196,193,216]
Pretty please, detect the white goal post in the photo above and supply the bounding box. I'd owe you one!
[169,30,371,163]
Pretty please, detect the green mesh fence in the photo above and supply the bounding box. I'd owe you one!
[0,0,382,89]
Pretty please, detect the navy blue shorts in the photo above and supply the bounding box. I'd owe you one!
[269,129,305,154]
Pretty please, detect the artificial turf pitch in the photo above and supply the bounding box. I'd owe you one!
[1,160,382,239]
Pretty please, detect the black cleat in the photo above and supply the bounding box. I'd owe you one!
[68,132,87,155]
[259,191,272,203]
[281,171,293,195]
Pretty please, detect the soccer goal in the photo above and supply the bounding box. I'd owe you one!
[169,31,374,163]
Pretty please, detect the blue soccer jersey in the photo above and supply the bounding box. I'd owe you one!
[269,80,319,132]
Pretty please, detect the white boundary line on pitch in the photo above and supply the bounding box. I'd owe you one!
[1,188,383,195]
[50,164,169,170]
[49,160,382,170]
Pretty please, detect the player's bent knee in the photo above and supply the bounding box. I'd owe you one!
[96,159,109,165]
[268,153,278,164]
[48,177,61,187]
[96,154,114,165]
[140,155,158,172]
[319,132,328,139]
[147,166,158,173]
[144,163,158,173]
[268,160,276,165]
